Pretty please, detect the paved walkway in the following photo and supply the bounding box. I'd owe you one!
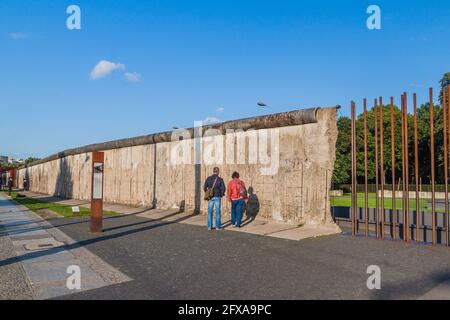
[0,223,33,299]
[0,193,131,299]
[44,212,450,300]
[3,191,450,299]
[19,191,341,241]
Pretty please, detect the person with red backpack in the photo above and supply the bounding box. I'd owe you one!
[227,171,248,228]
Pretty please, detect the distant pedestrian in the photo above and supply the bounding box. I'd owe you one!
[203,167,226,230]
[8,177,13,196]
[23,178,28,191]
[227,171,248,229]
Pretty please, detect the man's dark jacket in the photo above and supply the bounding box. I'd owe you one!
[203,175,226,198]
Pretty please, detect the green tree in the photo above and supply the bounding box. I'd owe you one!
[332,102,445,186]
[440,72,450,106]
[332,116,351,185]
[25,157,40,165]
[439,72,450,89]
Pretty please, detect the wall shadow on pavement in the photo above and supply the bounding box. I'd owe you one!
[0,211,198,268]
[101,209,185,232]
[368,269,450,300]
[0,198,186,237]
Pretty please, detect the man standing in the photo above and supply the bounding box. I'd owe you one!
[8,177,13,196]
[203,167,226,231]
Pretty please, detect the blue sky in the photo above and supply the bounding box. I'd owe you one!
[1,0,449,159]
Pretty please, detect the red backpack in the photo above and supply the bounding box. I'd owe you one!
[229,179,248,200]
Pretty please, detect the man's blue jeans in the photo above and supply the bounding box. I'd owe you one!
[231,199,245,227]
[207,197,221,229]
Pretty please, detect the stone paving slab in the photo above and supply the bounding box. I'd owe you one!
[148,210,340,240]
[18,250,75,265]
[0,193,132,300]
[268,224,342,240]
[0,225,34,300]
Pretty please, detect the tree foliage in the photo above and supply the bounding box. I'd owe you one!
[333,73,450,186]
[333,103,446,186]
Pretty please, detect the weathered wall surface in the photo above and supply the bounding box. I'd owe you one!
[17,108,337,225]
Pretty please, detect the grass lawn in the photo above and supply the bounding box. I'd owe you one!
[4,191,118,218]
[331,192,437,211]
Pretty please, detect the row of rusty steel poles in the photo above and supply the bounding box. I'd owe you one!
[351,88,450,245]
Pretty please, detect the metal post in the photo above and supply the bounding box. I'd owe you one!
[374,99,379,238]
[404,93,409,242]
[351,101,357,236]
[443,88,449,246]
[430,88,436,245]
[448,85,450,246]
[364,99,369,237]
[401,94,406,241]
[380,97,385,238]
[414,93,420,242]
[390,97,396,240]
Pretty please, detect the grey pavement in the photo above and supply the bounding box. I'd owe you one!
[42,210,450,300]
[0,194,131,300]
[0,224,34,299]
[4,191,450,299]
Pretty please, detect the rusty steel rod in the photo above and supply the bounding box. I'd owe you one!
[374,99,379,238]
[401,94,406,241]
[430,88,436,245]
[364,99,369,237]
[448,85,450,246]
[443,88,449,247]
[414,93,420,242]
[351,101,357,236]
[404,93,409,242]
[380,97,385,238]
[390,97,396,240]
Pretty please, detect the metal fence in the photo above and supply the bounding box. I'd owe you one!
[350,86,450,246]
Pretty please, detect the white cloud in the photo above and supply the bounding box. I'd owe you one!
[90,60,125,80]
[124,72,141,83]
[203,116,221,125]
[8,32,28,40]
[216,107,225,113]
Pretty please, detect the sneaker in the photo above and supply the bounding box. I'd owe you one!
[216,227,222,231]
[208,228,212,231]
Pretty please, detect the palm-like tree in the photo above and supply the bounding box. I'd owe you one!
[439,72,450,104]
